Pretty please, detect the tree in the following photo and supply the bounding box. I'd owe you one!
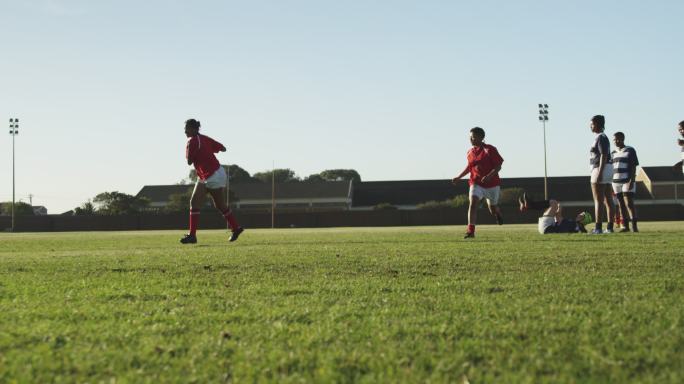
[225,164,253,183]
[252,168,300,183]
[303,173,327,183]
[373,203,398,210]
[498,187,526,207]
[73,201,95,216]
[92,192,150,215]
[416,195,469,210]
[318,169,361,183]
[164,188,193,213]
[0,201,35,216]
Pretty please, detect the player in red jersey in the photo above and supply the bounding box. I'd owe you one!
[452,127,504,238]
[180,119,243,244]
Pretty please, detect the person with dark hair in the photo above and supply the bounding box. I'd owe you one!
[181,119,244,244]
[589,115,615,234]
[611,132,640,232]
[519,193,590,234]
[453,127,504,238]
[674,121,684,173]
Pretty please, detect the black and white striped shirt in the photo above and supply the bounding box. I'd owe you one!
[612,146,639,183]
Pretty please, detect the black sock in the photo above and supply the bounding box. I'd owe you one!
[632,219,638,231]
[595,222,602,231]
[623,218,630,230]
[607,222,614,231]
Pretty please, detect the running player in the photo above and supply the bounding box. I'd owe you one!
[181,119,244,244]
[452,127,504,239]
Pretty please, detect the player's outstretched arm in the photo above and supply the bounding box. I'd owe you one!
[452,166,470,185]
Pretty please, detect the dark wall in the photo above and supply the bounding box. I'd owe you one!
[1,204,682,232]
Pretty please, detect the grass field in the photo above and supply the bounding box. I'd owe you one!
[1,223,683,383]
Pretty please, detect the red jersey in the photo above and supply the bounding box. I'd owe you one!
[186,134,226,180]
[466,144,504,188]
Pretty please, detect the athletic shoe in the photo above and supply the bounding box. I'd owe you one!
[229,227,244,242]
[590,229,603,235]
[180,234,197,244]
[463,232,475,239]
[619,228,630,233]
[632,228,639,233]
[604,229,614,234]
[495,213,503,225]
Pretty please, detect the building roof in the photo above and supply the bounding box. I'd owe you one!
[136,185,192,203]
[137,181,352,203]
[640,166,684,183]
[232,181,351,200]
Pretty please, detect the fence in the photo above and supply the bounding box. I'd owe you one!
[1,205,682,232]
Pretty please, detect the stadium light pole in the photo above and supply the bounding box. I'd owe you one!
[271,162,275,229]
[538,104,549,199]
[9,118,19,232]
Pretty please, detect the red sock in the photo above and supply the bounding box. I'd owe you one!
[467,224,475,233]
[222,209,239,231]
[189,209,200,236]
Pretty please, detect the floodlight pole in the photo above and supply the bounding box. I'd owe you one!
[271,162,275,229]
[9,118,19,232]
[538,105,549,200]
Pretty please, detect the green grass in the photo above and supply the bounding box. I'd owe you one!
[1,223,683,383]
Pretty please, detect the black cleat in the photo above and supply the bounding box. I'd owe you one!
[463,232,475,239]
[180,234,197,244]
[229,227,244,242]
[619,228,630,233]
[495,213,503,225]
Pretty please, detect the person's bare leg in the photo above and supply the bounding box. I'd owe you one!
[181,182,206,243]
[602,185,615,232]
[191,182,207,211]
[615,193,629,231]
[207,187,228,212]
[543,200,559,217]
[208,187,242,239]
[624,193,638,232]
[486,200,503,225]
[465,195,480,237]
[591,183,603,231]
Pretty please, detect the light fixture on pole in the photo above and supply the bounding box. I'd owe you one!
[538,105,549,199]
[9,118,19,232]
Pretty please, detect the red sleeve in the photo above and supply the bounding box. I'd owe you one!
[489,145,504,167]
[211,137,226,153]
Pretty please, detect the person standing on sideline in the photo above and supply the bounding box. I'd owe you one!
[674,121,684,174]
[181,119,244,244]
[453,127,504,239]
[611,132,640,232]
[589,115,615,234]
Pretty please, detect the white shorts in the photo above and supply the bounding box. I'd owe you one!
[612,182,636,194]
[469,185,500,205]
[590,165,614,184]
[199,166,227,189]
[538,216,555,234]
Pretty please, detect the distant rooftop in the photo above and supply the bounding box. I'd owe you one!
[640,166,684,183]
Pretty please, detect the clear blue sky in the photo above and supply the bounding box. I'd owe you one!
[1,0,683,213]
